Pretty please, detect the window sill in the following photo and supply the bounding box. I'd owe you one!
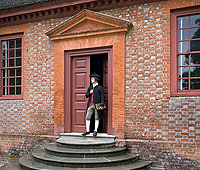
[171,91,200,97]
[0,96,23,100]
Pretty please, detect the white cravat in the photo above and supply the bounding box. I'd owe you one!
[93,82,98,88]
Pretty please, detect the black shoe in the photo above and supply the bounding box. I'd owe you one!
[82,131,90,136]
[93,131,97,137]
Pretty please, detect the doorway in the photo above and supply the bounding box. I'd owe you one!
[64,47,112,134]
[71,54,108,133]
[89,54,108,133]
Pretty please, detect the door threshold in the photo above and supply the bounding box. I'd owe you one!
[60,132,116,139]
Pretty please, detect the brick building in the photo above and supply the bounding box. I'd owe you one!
[0,0,199,169]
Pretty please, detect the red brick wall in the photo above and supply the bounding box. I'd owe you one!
[0,19,72,165]
[98,0,200,169]
[0,21,57,135]
[0,134,57,162]
[0,18,66,156]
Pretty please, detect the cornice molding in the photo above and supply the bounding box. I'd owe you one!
[0,0,164,27]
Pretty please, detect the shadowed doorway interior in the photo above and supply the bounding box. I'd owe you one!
[90,54,108,133]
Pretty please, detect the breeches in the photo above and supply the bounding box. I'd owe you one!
[86,105,99,120]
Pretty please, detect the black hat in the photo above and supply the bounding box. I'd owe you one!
[89,73,101,81]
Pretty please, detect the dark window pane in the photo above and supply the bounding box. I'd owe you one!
[2,60,8,67]
[16,68,21,76]
[191,54,200,65]
[2,50,8,59]
[16,39,21,48]
[191,40,200,52]
[9,50,14,58]
[190,14,200,27]
[16,58,21,66]
[178,29,189,40]
[16,49,21,57]
[9,69,15,76]
[190,66,200,77]
[9,59,14,67]
[1,38,23,97]
[3,69,8,77]
[2,41,8,50]
[178,67,189,78]
[3,78,8,86]
[178,41,189,53]
[178,55,189,66]
[9,78,15,86]
[16,87,21,95]
[178,16,189,28]
[191,79,200,90]
[9,40,15,48]
[3,87,8,95]
[190,28,200,39]
[178,79,189,90]
[9,87,15,95]
[16,77,21,85]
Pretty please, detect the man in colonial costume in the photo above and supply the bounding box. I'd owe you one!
[82,73,104,137]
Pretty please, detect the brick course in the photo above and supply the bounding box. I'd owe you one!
[0,134,57,164]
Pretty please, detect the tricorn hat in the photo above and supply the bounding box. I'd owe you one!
[89,73,101,81]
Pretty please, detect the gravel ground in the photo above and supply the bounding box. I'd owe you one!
[0,160,21,170]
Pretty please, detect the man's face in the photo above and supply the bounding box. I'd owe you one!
[91,77,95,84]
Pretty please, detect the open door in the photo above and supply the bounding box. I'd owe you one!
[103,55,108,132]
[65,48,112,134]
[71,56,90,132]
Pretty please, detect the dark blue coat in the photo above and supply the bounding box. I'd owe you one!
[85,85,104,119]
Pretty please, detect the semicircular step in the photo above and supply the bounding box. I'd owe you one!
[20,154,152,170]
[45,143,127,158]
[56,137,116,149]
[32,147,139,168]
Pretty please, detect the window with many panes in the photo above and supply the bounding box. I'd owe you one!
[171,8,200,96]
[0,34,23,99]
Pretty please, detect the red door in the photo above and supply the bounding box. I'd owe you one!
[103,56,108,132]
[71,56,90,132]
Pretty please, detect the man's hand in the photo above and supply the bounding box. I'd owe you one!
[90,89,93,94]
[99,107,104,110]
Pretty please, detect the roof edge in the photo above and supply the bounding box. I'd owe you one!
[0,0,166,27]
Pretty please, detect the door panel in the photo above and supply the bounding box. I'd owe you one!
[103,56,108,132]
[72,56,90,132]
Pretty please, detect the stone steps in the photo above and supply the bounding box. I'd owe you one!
[19,134,152,170]
[59,132,116,139]
[32,147,138,168]
[56,136,116,149]
[20,154,151,170]
[45,143,127,157]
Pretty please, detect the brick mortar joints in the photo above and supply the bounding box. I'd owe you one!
[118,139,200,145]
[0,134,59,138]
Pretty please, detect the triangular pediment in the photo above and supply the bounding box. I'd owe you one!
[62,19,115,35]
[46,9,132,40]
